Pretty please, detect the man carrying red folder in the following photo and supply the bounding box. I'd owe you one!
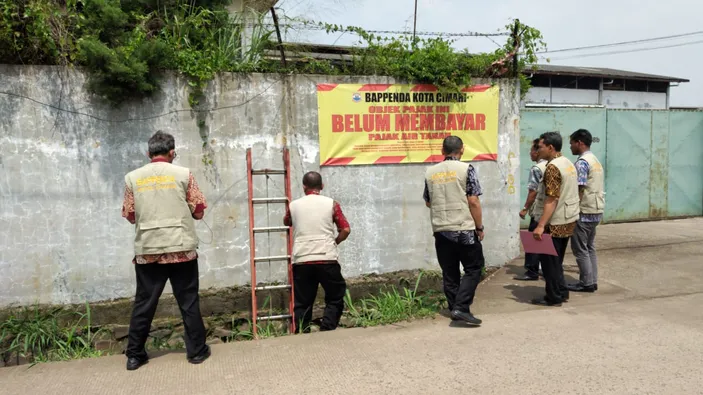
[530,132,580,307]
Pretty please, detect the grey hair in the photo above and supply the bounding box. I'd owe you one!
[148,130,175,156]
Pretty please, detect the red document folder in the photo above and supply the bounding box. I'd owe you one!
[520,230,559,256]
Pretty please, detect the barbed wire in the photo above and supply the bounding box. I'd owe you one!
[237,22,511,37]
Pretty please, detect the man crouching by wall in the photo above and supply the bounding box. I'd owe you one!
[121,131,210,371]
[283,171,351,333]
[423,136,485,326]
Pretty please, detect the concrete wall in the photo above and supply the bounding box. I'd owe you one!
[0,65,521,308]
[525,87,668,109]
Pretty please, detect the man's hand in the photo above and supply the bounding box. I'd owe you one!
[533,224,545,241]
[476,229,485,241]
[336,228,351,245]
[519,208,527,219]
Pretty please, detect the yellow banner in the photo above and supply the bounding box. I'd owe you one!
[317,83,499,166]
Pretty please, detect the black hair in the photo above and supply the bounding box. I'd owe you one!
[539,131,563,152]
[302,171,323,189]
[570,128,593,147]
[442,135,463,155]
[532,138,540,150]
[148,130,175,156]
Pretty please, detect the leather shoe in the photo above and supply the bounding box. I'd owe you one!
[594,284,598,291]
[567,283,596,293]
[513,274,539,281]
[126,357,148,371]
[450,310,482,326]
[531,298,562,307]
[188,345,211,365]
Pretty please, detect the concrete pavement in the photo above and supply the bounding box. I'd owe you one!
[2,218,702,394]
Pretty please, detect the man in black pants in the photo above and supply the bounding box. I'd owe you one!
[516,139,547,281]
[531,131,580,306]
[121,131,210,370]
[284,171,351,333]
[423,136,485,326]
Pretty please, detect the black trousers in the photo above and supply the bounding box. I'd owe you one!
[435,234,485,313]
[523,217,541,277]
[293,263,346,333]
[126,259,208,360]
[539,236,570,304]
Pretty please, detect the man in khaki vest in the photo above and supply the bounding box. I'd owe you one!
[515,138,548,281]
[283,171,350,333]
[423,136,485,326]
[121,131,209,370]
[568,129,605,293]
[532,131,580,306]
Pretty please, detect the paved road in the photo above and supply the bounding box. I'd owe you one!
[2,218,702,394]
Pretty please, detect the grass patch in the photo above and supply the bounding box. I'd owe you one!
[343,272,445,328]
[0,303,105,366]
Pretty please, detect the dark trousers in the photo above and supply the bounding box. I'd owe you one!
[126,259,208,360]
[539,236,570,304]
[293,263,347,333]
[435,234,485,313]
[523,217,541,277]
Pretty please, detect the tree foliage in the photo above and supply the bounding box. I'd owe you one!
[0,0,547,105]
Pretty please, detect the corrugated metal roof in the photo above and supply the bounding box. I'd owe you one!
[527,64,689,83]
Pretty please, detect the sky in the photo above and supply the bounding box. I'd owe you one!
[273,0,701,107]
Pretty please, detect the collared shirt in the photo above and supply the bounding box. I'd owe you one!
[283,190,350,264]
[575,151,603,223]
[542,153,577,238]
[527,159,547,191]
[121,157,207,264]
[423,157,482,245]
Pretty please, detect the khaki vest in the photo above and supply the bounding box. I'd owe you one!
[532,155,580,226]
[425,160,475,232]
[528,160,548,217]
[579,152,605,214]
[289,194,339,264]
[125,162,199,255]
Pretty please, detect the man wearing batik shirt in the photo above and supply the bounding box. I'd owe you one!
[423,136,485,326]
[515,138,548,281]
[532,131,580,307]
[121,131,210,370]
[568,129,605,293]
[284,171,350,333]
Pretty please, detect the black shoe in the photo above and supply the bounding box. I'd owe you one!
[126,357,148,371]
[531,298,562,307]
[594,284,598,291]
[188,346,211,365]
[513,273,539,281]
[450,310,482,326]
[567,283,596,293]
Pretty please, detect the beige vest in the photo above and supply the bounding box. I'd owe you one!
[425,160,476,232]
[579,152,605,214]
[532,155,580,226]
[528,160,548,217]
[125,162,199,255]
[289,194,339,264]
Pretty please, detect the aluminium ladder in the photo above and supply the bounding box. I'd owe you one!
[246,147,295,337]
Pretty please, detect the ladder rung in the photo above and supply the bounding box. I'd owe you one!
[254,255,290,263]
[253,226,289,233]
[257,314,292,321]
[255,284,292,291]
[252,197,288,204]
[252,169,285,175]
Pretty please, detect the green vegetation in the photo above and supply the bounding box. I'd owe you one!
[0,0,546,105]
[343,272,443,327]
[0,303,104,366]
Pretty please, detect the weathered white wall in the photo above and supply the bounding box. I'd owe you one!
[525,87,668,109]
[0,65,521,307]
[602,91,667,109]
[525,87,599,105]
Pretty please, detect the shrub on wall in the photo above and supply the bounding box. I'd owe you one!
[0,0,547,105]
